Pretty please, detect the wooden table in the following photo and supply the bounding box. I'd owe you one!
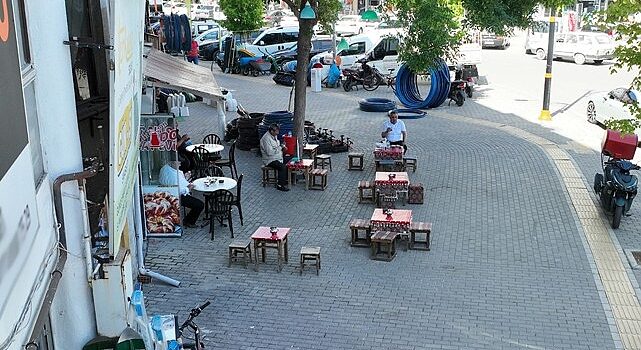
[251,227,290,272]
[373,146,404,161]
[286,159,314,190]
[191,177,237,193]
[375,171,410,205]
[370,208,412,232]
[303,144,319,159]
[185,143,224,153]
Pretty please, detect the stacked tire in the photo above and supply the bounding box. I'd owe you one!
[257,111,294,140]
[358,98,397,112]
[236,113,264,151]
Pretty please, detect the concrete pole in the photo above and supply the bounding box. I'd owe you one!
[539,10,556,121]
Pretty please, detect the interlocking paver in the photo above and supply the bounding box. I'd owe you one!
[143,70,618,349]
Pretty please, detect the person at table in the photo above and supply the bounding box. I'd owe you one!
[159,160,204,228]
[381,110,407,153]
[260,124,290,192]
[176,130,194,173]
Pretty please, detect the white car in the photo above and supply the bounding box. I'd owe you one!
[587,88,640,127]
[335,15,377,36]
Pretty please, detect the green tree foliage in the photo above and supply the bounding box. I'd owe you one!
[219,0,265,31]
[462,0,573,34]
[600,0,641,133]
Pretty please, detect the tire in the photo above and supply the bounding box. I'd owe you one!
[574,53,586,65]
[242,66,250,76]
[612,204,623,229]
[358,98,397,112]
[536,49,546,60]
[455,91,465,106]
[465,86,473,98]
[587,101,597,124]
[251,69,260,77]
[362,74,380,91]
[594,60,603,65]
[343,79,352,92]
[594,173,603,194]
[392,109,427,119]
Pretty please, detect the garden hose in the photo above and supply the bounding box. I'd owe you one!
[394,61,450,109]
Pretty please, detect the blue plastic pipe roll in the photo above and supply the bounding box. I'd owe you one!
[394,60,450,109]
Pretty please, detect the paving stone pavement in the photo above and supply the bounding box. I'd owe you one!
[143,70,621,349]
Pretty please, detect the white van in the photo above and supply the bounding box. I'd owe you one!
[244,26,299,56]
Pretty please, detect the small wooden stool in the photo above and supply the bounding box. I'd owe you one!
[309,169,328,190]
[261,166,278,187]
[376,190,397,209]
[314,154,332,171]
[409,221,432,250]
[358,180,375,203]
[375,159,396,171]
[300,246,321,275]
[403,157,417,172]
[228,239,252,267]
[370,231,399,261]
[349,218,371,247]
[348,152,364,171]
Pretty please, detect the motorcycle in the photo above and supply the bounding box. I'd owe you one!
[448,80,468,106]
[342,58,380,92]
[594,154,640,229]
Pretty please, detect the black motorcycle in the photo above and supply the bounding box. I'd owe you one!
[594,154,640,228]
[342,58,380,92]
[448,80,468,106]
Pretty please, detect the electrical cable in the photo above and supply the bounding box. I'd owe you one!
[394,60,450,109]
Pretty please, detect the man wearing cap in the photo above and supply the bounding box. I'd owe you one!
[381,110,407,153]
[260,124,290,192]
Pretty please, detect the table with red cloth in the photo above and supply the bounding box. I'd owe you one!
[373,146,404,161]
[286,159,314,189]
[251,226,290,272]
[370,208,412,232]
[375,171,410,193]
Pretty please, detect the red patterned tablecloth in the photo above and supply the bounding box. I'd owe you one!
[286,159,314,170]
[370,209,412,232]
[373,146,404,161]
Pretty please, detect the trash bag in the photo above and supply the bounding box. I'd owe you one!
[326,63,340,88]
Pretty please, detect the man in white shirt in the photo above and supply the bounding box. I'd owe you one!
[260,124,290,191]
[159,161,204,227]
[381,110,408,153]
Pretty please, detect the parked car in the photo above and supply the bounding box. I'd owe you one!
[272,37,338,64]
[530,31,615,64]
[194,27,226,47]
[310,32,380,70]
[243,26,299,56]
[481,32,510,49]
[335,15,377,36]
[191,20,220,37]
[587,88,639,128]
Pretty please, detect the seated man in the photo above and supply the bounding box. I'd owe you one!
[381,110,407,153]
[260,124,290,192]
[159,160,204,227]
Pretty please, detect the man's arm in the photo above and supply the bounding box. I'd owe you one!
[381,123,391,138]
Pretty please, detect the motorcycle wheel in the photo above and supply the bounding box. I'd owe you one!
[612,205,623,229]
[343,80,352,92]
[242,66,250,76]
[455,91,465,106]
[362,75,380,91]
[251,69,260,77]
[594,173,603,194]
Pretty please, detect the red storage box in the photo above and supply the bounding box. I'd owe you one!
[282,135,297,157]
[602,130,638,160]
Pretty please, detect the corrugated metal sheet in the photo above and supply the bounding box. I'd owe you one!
[144,48,223,99]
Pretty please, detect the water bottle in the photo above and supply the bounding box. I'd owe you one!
[288,131,292,136]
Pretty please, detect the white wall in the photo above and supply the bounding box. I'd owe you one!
[26,1,98,349]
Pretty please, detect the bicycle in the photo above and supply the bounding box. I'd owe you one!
[175,301,210,349]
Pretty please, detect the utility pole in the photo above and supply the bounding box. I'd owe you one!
[539,8,557,121]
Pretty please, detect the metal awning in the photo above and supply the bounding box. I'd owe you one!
[143,48,224,100]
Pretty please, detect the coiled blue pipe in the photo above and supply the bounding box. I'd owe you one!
[395,60,450,109]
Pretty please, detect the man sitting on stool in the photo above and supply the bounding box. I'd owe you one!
[159,159,204,227]
[260,123,290,192]
[381,110,407,153]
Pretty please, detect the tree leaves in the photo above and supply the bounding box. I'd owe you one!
[220,0,265,31]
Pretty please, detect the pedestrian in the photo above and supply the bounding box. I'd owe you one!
[187,39,199,65]
[381,110,407,153]
[260,124,290,192]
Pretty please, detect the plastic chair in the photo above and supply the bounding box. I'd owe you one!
[202,133,222,145]
[207,189,235,240]
[231,174,244,226]
[215,141,237,179]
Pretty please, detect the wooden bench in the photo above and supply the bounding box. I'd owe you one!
[261,166,278,187]
[409,221,432,250]
[299,246,321,275]
[309,169,328,190]
[348,152,364,171]
[228,239,252,267]
[370,231,399,261]
[349,218,371,247]
[358,180,375,203]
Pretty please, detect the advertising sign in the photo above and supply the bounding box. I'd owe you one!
[109,0,145,255]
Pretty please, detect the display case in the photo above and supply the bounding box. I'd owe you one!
[139,114,183,237]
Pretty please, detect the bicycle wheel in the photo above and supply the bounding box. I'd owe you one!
[362,74,380,91]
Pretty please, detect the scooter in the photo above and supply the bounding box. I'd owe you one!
[594,153,640,229]
[448,80,468,106]
[342,58,379,92]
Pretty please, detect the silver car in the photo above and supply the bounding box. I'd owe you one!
[531,32,615,65]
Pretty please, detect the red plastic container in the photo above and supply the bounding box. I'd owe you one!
[282,135,297,157]
[601,130,638,160]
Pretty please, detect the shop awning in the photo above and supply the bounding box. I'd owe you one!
[143,48,224,100]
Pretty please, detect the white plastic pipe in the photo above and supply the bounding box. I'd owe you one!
[79,180,95,284]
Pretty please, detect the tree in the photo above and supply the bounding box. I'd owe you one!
[281,0,341,154]
[219,0,265,32]
[600,0,641,134]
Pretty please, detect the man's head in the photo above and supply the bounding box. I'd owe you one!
[388,110,399,124]
[268,123,280,136]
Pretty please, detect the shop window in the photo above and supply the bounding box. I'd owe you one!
[14,0,32,69]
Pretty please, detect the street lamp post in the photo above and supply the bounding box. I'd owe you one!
[539,10,557,121]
